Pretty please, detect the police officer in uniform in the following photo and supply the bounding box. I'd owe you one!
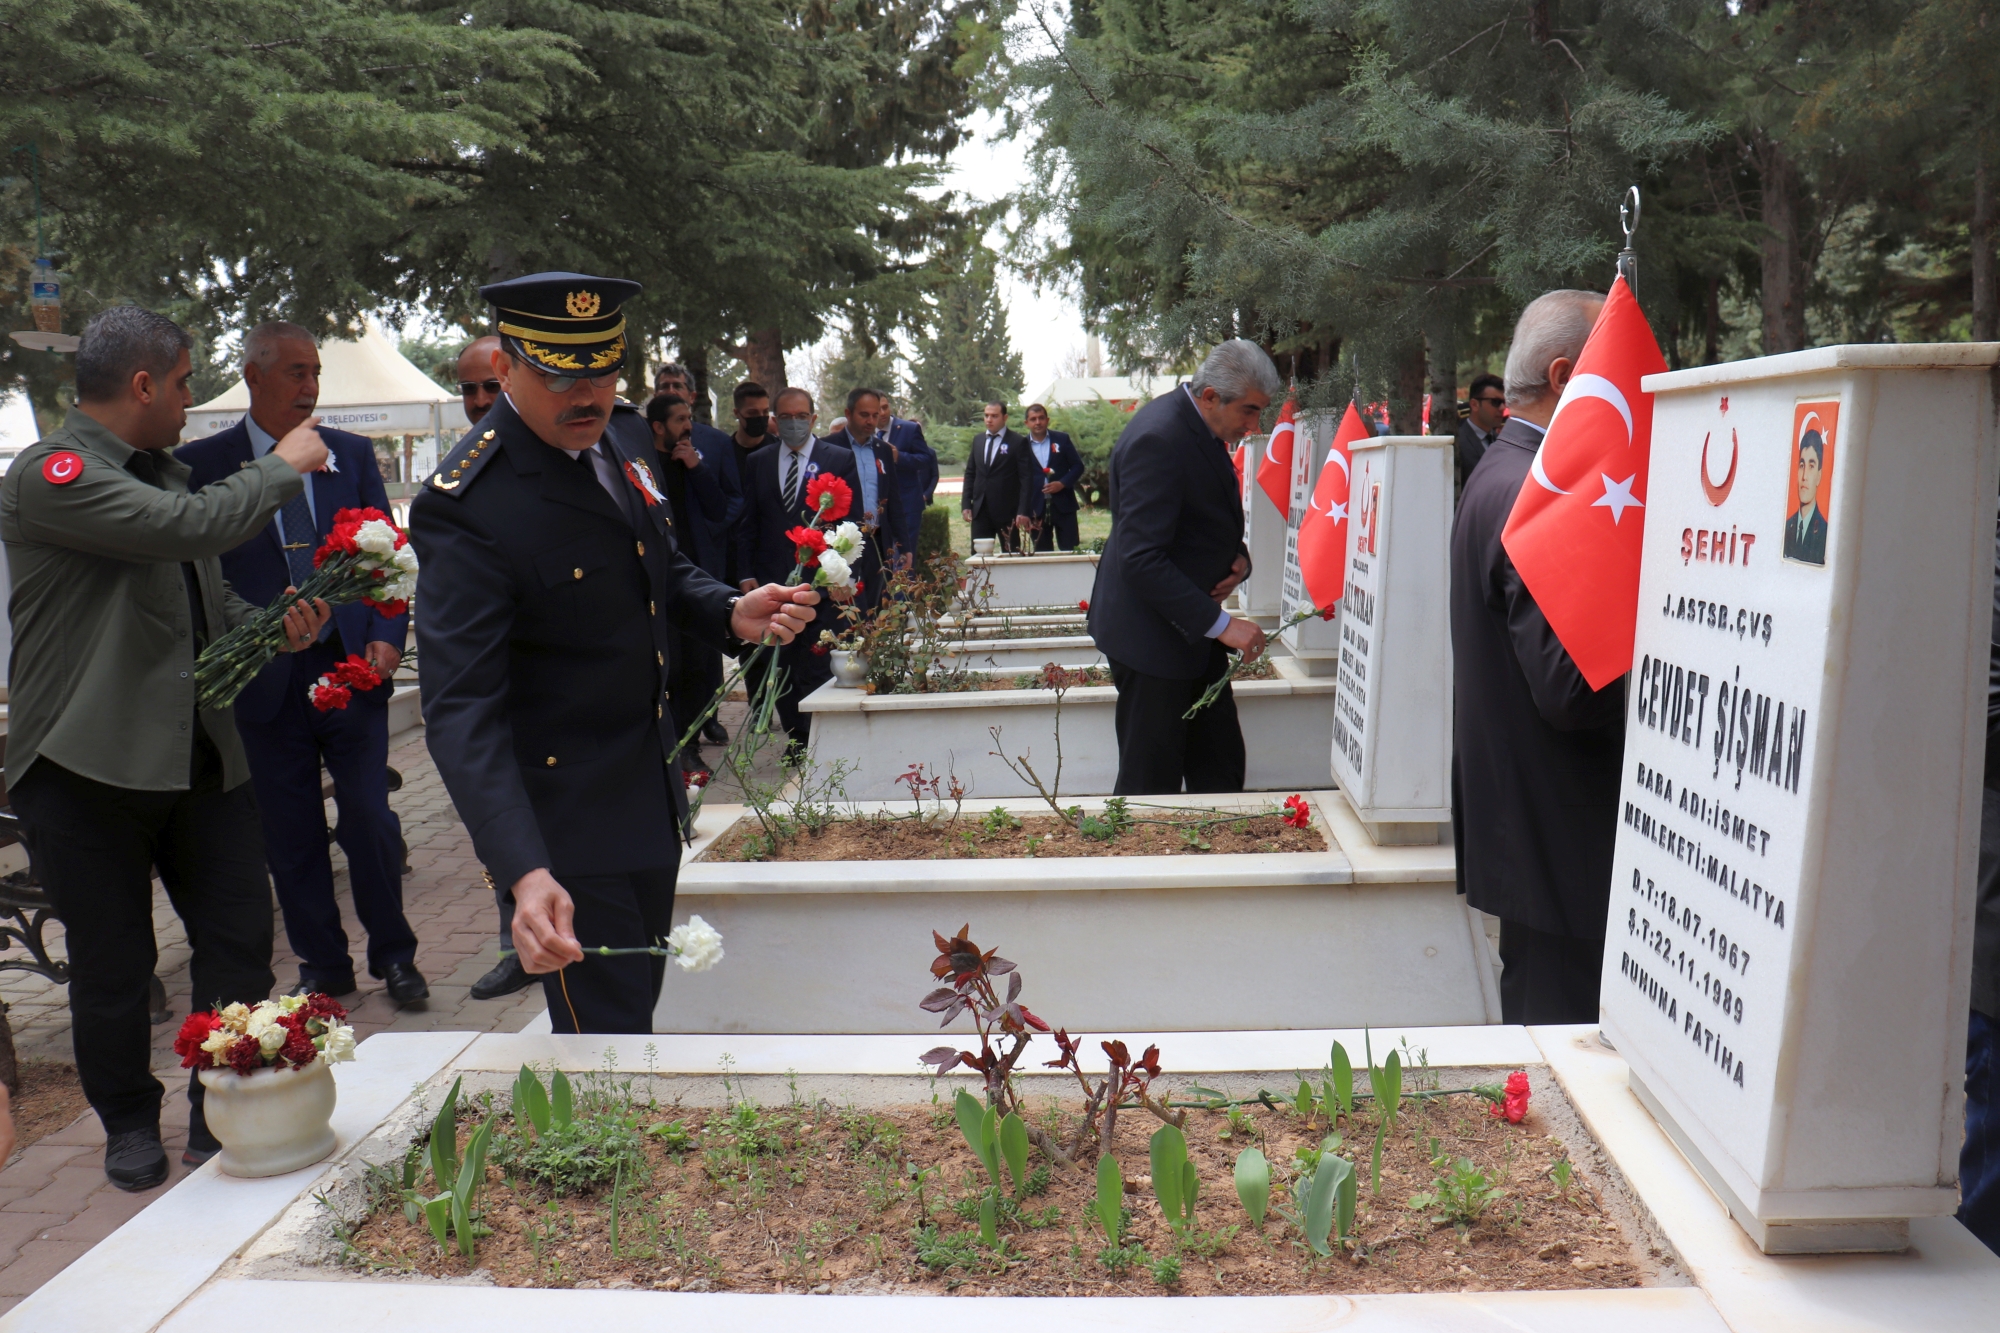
[410,274,817,1032]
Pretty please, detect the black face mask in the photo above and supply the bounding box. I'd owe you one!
[741,413,769,439]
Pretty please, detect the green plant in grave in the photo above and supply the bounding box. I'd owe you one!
[417,1077,494,1258]
[1234,1147,1270,1228]
[1410,1157,1506,1232]
[1093,1151,1126,1244]
[1149,1123,1200,1236]
[499,1064,646,1196]
[1364,1032,1403,1196]
[1275,1133,1357,1258]
[953,1088,1030,1246]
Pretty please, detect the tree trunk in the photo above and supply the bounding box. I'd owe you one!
[739,327,787,395]
[685,344,714,424]
[1391,341,1427,435]
[1528,0,1550,46]
[1974,152,1997,342]
[1422,285,1458,436]
[1703,274,1721,365]
[1756,135,1809,354]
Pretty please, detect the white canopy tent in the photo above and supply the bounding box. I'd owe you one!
[182,322,468,479]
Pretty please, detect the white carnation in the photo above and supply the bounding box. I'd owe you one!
[246,1006,288,1055]
[354,519,402,556]
[825,522,863,559]
[815,550,853,589]
[391,544,419,575]
[278,993,307,1014]
[317,1023,357,1063]
[200,1027,236,1059]
[667,915,724,973]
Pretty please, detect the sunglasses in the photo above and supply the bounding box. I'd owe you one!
[1472,395,1505,408]
[521,365,622,395]
[458,379,501,396]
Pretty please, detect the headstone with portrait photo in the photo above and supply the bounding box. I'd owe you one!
[1327,434,1455,844]
[1238,434,1286,623]
[1279,410,1342,672]
[1600,344,2000,1254]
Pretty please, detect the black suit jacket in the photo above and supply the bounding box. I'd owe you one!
[964,428,1036,526]
[1449,416,1626,937]
[1454,419,1496,489]
[1085,391,1248,680]
[409,396,737,888]
[1783,503,1828,565]
[1027,430,1086,519]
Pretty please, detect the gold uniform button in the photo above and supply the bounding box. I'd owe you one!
[655,650,664,665]
[545,756,557,767]
[636,541,646,556]
[648,600,656,616]
[482,430,496,440]
[573,568,583,580]
[663,689,671,700]
[451,467,463,477]
[656,704,662,718]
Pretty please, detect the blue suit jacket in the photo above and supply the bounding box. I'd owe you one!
[886,416,937,549]
[1027,430,1085,518]
[178,421,411,724]
[671,420,737,582]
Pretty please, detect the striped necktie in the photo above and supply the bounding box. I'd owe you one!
[783,447,802,509]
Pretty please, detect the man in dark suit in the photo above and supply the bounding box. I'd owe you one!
[1022,402,1086,551]
[647,394,730,773]
[1086,340,1274,794]
[1784,428,1829,565]
[179,322,425,1007]
[961,401,1036,545]
[1450,288,1620,1026]
[735,385,863,748]
[1454,373,1505,492]
[412,274,817,1032]
[652,364,742,745]
[883,402,938,558]
[825,387,899,610]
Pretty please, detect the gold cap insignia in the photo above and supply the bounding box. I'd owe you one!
[565,290,602,318]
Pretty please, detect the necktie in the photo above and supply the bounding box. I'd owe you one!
[783,447,802,509]
[988,434,1001,463]
[277,490,318,586]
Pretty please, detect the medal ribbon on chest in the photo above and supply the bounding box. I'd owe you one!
[624,458,665,507]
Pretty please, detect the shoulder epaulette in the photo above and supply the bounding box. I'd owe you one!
[427,424,501,497]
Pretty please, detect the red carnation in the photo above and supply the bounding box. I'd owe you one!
[366,596,408,618]
[277,1021,319,1070]
[329,656,382,692]
[804,474,853,521]
[1490,1070,1531,1124]
[1078,599,1089,611]
[175,1012,220,1069]
[786,525,828,568]
[226,1034,265,1074]
[684,768,711,789]
[302,993,348,1022]
[1282,794,1312,829]
[1320,605,1337,621]
[310,683,352,712]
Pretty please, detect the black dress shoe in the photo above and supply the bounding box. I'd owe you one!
[378,961,430,1007]
[470,953,535,1000]
[288,974,357,999]
[105,1128,169,1191]
[184,1108,221,1168]
[702,718,728,746]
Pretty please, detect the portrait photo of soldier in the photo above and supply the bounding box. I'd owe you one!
[1784,404,1835,567]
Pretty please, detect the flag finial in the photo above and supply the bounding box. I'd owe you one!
[1617,185,1641,296]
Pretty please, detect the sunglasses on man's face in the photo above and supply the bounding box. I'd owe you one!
[459,380,501,396]
[1472,395,1505,408]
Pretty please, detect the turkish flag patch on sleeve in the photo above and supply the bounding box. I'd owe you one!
[41,452,83,485]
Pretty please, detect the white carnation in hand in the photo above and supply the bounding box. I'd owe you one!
[815,549,853,589]
[825,522,863,559]
[391,544,419,575]
[667,915,725,973]
[317,1023,357,1063]
[354,519,403,556]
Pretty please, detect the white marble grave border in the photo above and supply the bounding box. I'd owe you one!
[9,1022,1996,1332]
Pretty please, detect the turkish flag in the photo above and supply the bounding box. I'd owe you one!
[1232,442,1247,489]
[1255,398,1296,516]
[1296,403,1369,608]
[1499,277,1665,690]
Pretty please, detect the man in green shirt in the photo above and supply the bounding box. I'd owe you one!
[1,306,329,1190]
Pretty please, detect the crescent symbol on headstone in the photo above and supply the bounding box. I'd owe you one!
[1700,429,1739,506]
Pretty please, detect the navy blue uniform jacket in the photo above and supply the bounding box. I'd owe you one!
[680,421,739,582]
[1026,430,1085,520]
[176,421,410,725]
[887,416,937,548]
[409,396,740,890]
[1086,391,1248,680]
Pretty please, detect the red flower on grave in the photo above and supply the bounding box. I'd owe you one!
[685,768,711,789]
[1282,794,1312,829]
[301,993,349,1022]
[225,1034,265,1074]
[1078,599,1089,611]
[787,525,828,569]
[1320,605,1337,621]
[276,1016,319,1069]
[805,474,853,521]
[175,1012,220,1069]
[1490,1070,1531,1124]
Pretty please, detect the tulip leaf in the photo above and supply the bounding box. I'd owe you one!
[550,1070,574,1130]
[514,1066,550,1139]
[1330,1042,1354,1116]
[1234,1147,1270,1228]
[979,1192,998,1247]
[429,1076,462,1192]
[1382,1050,1403,1128]
[1304,1144,1349,1257]
[999,1111,1029,1195]
[423,1194,452,1251]
[1095,1152,1124,1242]
[979,1104,1001,1185]
[1336,1155,1358,1248]
[1150,1124,1187,1231]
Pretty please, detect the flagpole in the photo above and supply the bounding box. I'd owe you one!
[1617,185,1641,295]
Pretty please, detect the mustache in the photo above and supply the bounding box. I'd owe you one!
[557,404,605,424]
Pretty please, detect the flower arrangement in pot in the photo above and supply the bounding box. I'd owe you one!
[175,993,357,1178]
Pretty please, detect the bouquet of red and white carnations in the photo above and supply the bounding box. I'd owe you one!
[174,993,357,1075]
[193,506,418,711]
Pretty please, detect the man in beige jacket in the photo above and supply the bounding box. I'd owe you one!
[1,306,327,1189]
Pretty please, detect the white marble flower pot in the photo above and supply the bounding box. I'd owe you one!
[198,1058,338,1178]
[829,649,870,688]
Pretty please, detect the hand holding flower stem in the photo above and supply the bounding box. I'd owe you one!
[1182,603,1336,719]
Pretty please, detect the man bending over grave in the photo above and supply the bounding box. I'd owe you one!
[1449,289,1624,1025]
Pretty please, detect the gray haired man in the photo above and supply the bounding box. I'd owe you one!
[1449,289,1623,1026]
[1084,338,1277,793]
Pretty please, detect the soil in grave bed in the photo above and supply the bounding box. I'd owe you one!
[343,1075,1647,1297]
[699,807,1324,862]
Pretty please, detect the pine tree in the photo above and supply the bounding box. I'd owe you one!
[907,252,1023,426]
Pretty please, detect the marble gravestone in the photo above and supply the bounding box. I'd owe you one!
[1279,410,1342,672]
[1328,435,1454,844]
[1599,344,2000,1255]
[1238,434,1286,623]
